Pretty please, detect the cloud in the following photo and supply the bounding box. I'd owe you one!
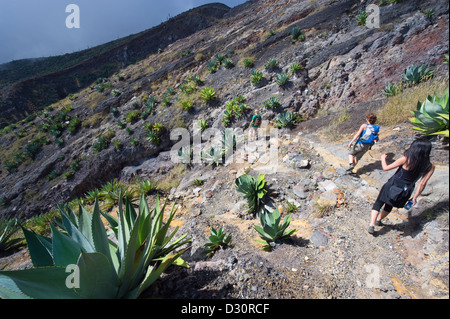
[0,0,247,64]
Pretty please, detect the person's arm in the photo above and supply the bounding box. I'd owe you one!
[249,117,254,128]
[381,154,406,171]
[347,124,366,148]
[412,164,435,205]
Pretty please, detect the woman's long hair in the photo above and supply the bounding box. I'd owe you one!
[404,138,433,176]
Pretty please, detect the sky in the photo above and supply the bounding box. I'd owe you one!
[0,0,248,64]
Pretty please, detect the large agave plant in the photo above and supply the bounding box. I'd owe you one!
[275,112,297,128]
[235,174,268,216]
[254,208,297,251]
[410,89,449,137]
[0,195,190,299]
[402,63,435,85]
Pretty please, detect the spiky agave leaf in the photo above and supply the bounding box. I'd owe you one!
[410,89,449,136]
[0,194,190,299]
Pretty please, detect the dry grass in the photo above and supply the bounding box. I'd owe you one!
[156,164,187,192]
[319,105,351,141]
[377,74,449,126]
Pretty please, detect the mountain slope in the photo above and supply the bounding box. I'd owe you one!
[0,3,230,127]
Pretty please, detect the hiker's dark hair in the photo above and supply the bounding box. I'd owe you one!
[366,113,377,124]
[404,138,433,177]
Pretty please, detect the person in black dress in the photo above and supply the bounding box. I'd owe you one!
[368,138,435,234]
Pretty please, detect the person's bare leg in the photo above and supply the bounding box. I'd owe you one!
[370,210,379,227]
[377,210,390,223]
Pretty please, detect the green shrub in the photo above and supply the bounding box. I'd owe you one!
[243,58,254,68]
[113,140,123,149]
[92,136,109,152]
[117,120,126,129]
[265,58,279,70]
[193,179,204,186]
[23,142,41,160]
[181,100,193,111]
[146,130,160,146]
[291,26,305,42]
[126,111,141,124]
[111,89,121,97]
[254,208,297,251]
[46,169,61,181]
[356,10,368,26]
[290,63,302,74]
[110,107,119,117]
[130,137,139,146]
[0,195,190,299]
[222,58,234,68]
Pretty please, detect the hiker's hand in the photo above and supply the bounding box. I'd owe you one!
[381,154,387,161]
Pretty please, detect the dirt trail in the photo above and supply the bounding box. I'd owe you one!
[1,122,448,299]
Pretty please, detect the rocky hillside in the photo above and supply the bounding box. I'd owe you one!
[0,0,448,299]
[0,3,230,127]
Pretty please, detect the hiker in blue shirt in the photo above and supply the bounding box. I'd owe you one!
[347,113,380,172]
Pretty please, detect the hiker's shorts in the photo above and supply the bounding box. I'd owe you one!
[348,143,371,160]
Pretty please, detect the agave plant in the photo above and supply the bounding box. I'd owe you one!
[200,87,216,101]
[204,226,233,257]
[410,89,449,137]
[253,208,297,251]
[275,112,297,128]
[0,217,22,253]
[265,58,279,70]
[222,129,237,160]
[263,97,281,109]
[200,147,222,166]
[356,10,368,26]
[136,180,157,195]
[402,63,435,86]
[383,82,403,97]
[235,174,268,216]
[276,73,290,86]
[251,69,265,86]
[198,119,208,132]
[0,195,190,299]
[146,130,161,146]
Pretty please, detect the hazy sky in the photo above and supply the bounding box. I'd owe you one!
[0,0,247,64]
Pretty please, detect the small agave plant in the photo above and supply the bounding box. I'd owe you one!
[204,226,233,257]
[254,208,297,251]
[0,195,190,299]
[235,174,268,216]
[410,89,449,137]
